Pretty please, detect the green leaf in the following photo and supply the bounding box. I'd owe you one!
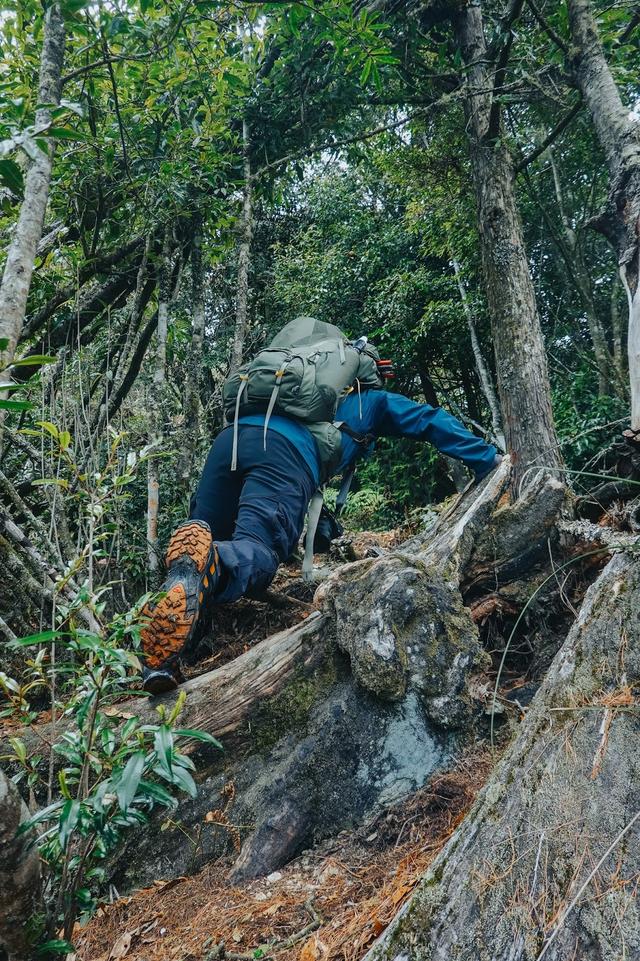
[59,799,81,850]
[10,354,56,367]
[11,629,64,647]
[173,729,223,750]
[137,778,177,807]
[48,126,89,142]
[0,398,34,411]
[0,158,24,196]
[360,59,372,85]
[19,799,64,833]
[36,420,59,438]
[32,478,70,489]
[153,725,174,776]
[168,764,197,798]
[116,751,145,812]
[36,940,76,955]
[0,337,8,351]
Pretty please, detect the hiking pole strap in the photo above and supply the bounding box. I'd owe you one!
[302,489,324,582]
[335,465,356,517]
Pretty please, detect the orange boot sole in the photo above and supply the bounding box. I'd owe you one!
[141,521,219,671]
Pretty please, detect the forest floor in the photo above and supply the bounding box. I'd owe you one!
[75,751,492,961]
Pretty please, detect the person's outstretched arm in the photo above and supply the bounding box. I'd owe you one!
[374,391,501,481]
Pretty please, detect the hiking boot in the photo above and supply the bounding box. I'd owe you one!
[142,667,180,695]
[140,520,220,682]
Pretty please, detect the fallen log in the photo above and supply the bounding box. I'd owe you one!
[365,547,640,961]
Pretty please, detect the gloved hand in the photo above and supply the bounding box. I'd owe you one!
[474,452,504,484]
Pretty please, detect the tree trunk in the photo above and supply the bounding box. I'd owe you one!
[452,258,505,449]
[229,116,253,373]
[365,549,640,961]
[567,0,640,427]
[0,3,65,375]
[546,147,619,398]
[454,2,563,490]
[147,232,172,574]
[181,215,206,493]
[611,275,626,381]
[0,768,42,961]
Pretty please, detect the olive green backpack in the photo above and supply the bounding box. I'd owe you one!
[223,316,382,479]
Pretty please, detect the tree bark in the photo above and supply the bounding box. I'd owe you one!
[0,767,42,961]
[0,3,65,375]
[181,215,206,491]
[567,0,640,427]
[454,2,563,490]
[452,258,505,448]
[147,232,172,574]
[229,116,253,373]
[611,275,626,381]
[545,147,619,398]
[365,549,640,961]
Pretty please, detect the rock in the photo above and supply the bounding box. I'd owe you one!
[0,767,42,961]
[318,553,485,728]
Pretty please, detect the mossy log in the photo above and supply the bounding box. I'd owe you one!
[365,549,640,961]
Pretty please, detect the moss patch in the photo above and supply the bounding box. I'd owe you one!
[248,654,341,754]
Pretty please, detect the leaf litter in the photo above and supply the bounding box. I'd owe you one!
[76,752,491,961]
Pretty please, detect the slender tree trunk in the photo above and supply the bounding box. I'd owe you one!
[147,231,172,574]
[567,0,640,427]
[546,147,618,397]
[611,275,626,380]
[181,215,206,492]
[230,116,253,373]
[452,258,505,448]
[454,3,563,489]
[0,4,65,376]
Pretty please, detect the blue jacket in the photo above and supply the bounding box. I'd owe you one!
[239,390,498,486]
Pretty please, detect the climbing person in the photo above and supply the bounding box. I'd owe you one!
[140,317,502,694]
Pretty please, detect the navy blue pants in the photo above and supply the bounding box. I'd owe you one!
[189,426,316,603]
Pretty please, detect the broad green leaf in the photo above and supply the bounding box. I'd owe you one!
[36,420,59,438]
[11,629,64,646]
[19,799,64,833]
[0,157,24,195]
[59,799,81,850]
[36,940,76,955]
[173,729,223,749]
[48,126,89,141]
[0,398,33,411]
[116,751,145,812]
[10,354,56,367]
[153,725,174,776]
[137,778,177,807]
[168,764,197,798]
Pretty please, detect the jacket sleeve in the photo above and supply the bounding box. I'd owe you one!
[373,392,498,479]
